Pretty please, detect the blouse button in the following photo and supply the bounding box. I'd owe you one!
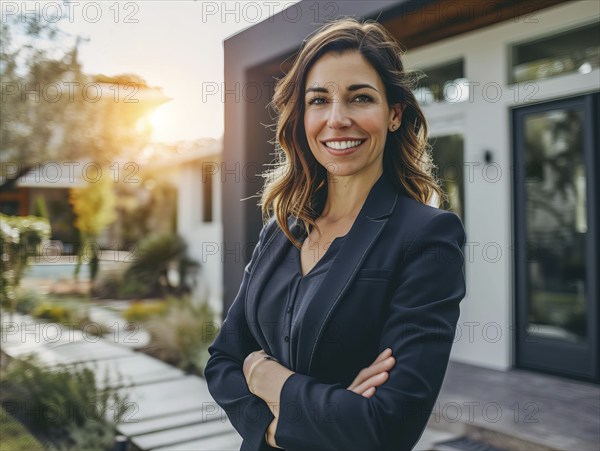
[284,336,290,342]
[286,307,292,313]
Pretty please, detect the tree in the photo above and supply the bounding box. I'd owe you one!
[69,174,116,289]
[0,12,169,188]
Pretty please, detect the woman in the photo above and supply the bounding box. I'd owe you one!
[205,18,466,451]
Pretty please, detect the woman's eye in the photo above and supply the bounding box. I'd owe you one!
[353,94,373,103]
[307,96,327,105]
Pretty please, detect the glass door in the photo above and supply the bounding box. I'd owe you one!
[513,93,598,382]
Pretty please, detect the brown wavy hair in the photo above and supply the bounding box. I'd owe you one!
[260,18,442,248]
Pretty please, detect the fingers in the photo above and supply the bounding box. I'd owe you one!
[353,370,389,395]
[363,355,395,381]
[347,348,393,390]
[362,387,376,398]
[347,353,395,391]
[347,350,394,390]
[374,348,392,364]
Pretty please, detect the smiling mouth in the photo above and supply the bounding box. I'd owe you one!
[322,139,366,150]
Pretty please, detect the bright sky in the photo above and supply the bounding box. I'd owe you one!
[46,1,299,143]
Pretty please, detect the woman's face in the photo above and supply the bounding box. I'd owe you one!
[303,50,402,180]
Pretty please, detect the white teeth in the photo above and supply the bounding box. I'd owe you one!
[324,140,363,150]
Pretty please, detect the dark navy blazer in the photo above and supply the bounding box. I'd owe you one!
[205,172,467,451]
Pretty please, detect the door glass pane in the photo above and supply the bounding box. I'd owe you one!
[524,107,587,342]
[429,134,464,220]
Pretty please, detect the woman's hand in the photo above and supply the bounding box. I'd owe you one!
[243,350,293,403]
[243,349,291,449]
[266,417,282,448]
[347,348,395,398]
[242,349,270,386]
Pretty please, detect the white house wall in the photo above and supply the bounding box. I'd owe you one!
[403,0,600,370]
[177,162,223,319]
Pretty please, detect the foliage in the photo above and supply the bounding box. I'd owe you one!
[77,319,109,338]
[123,301,168,323]
[69,175,117,238]
[0,295,107,340]
[0,13,165,187]
[31,303,81,325]
[124,234,199,298]
[69,173,116,285]
[91,271,143,300]
[11,289,44,315]
[0,406,45,450]
[114,165,178,248]
[92,270,170,300]
[115,277,152,299]
[0,214,51,311]
[143,297,218,375]
[0,355,132,450]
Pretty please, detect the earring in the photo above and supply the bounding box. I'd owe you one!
[390,124,397,131]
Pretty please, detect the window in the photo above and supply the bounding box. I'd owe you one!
[412,59,467,106]
[510,22,599,84]
[429,134,465,221]
[202,162,213,223]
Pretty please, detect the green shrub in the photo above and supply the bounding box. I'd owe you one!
[143,297,218,375]
[124,234,199,298]
[0,356,132,451]
[122,301,168,323]
[13,289,44,315]
[92,271,149,300]
[0,406,45,450]
[25,297,107,337]
[0,214,51,311]
[31,303,81,324]
[91,272,120,299]
[117,277,153,298]
[77,319,109,338]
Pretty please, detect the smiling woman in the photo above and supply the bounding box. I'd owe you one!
[261,19,444,251]
[303,51,403,181]
[205,18,466,451]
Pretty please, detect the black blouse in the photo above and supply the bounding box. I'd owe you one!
[256,231,348,372]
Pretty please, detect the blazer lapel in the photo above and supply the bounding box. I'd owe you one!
[295,173,399,374]
[245,216,302,355]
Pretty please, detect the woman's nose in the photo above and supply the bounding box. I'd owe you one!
[327,101,352,129]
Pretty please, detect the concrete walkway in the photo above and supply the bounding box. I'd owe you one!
[1,307,470,450]
[0,308,243,450]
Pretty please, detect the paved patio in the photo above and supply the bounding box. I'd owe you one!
[431,361,600,450]
[2,309,597,450]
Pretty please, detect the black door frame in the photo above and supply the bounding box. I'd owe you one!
[513,93,599,383]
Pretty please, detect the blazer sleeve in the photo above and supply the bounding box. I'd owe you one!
[204,219,278,451]
[274,211,467,451]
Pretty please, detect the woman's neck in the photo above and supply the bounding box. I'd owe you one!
[320,167,382,222]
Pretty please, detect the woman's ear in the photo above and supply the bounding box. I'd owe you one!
[388,103,404,131]
[392,103,404,122]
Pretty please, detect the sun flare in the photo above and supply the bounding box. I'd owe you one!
[149,108,167,130]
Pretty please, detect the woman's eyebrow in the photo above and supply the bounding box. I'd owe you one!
[348,83,379,92]
[305,83,379,95]
[305,86,329,95]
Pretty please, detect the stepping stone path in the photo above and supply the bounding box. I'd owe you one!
[0,307,243,450]
[1,306,463,450]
